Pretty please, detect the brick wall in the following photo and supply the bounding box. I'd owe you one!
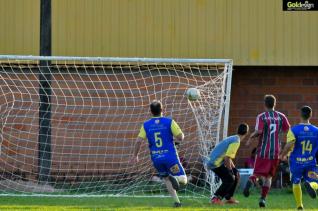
[229,66,318,166]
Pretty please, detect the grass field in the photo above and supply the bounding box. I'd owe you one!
[0,189,317,211]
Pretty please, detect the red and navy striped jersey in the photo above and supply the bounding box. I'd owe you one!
[255,111,290,159]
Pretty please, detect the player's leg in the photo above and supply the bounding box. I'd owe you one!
[243,175,257,197]
[211,165,236,205]
[304,165,318,199]
[293,183,303,210]
[152,159,181,206]
[258,159,280,208]
[309,181,318,190]
[165,156,187,207]
[243,156,265,197]
[167,174,180,191]
[259,176,271,208]
[175,175,187,185]
[304,181,316,199]
[308,178,318,191]
[163,177,181,207]
[224,167,240,204]
[290,165,304,209]
[167,156,187,186]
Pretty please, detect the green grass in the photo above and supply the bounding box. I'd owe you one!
[0,189,317,210]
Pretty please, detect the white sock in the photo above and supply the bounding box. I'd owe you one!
[175,175,187,185]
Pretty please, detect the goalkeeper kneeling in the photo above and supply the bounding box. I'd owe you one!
[206,123,249,205]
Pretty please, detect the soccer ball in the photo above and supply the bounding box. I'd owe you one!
[186,88,200,101]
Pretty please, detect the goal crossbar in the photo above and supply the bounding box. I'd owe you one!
[0,55,232,65]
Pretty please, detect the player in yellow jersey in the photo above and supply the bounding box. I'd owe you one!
[280,106,318,210]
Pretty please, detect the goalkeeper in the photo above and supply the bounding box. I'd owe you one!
[280,106,318,210]
[131,100,187,207]
[206,123,249,205]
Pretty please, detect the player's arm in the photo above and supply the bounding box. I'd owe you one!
[133,137,143,157]
[224,142,240,169]
[246,115,262,146]
[246,130,261,146]
[281,114,291,133]
[171,120,184,142]
[130,126,146,163]
[250,130,262,139]
[280,129,295,159]
[280,115,291,143]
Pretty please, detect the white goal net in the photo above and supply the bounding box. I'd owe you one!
[0,55,233,197]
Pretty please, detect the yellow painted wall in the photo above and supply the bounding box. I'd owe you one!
[0,0,39,55]
[1,0,318,65]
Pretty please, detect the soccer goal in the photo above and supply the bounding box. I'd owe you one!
[0,55,233,197]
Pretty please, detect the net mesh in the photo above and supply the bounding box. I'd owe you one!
[0,56,232,197]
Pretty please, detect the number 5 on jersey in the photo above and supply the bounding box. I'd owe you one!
[154,132,163,147]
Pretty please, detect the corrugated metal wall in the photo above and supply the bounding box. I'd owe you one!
[0,0,317,65]
[0,0,39,55]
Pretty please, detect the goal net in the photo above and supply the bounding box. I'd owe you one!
[0,55,233,197]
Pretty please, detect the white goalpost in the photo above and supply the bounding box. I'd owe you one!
[0,55,233,197]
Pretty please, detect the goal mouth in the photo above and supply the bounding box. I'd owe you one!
[0,55,233,197]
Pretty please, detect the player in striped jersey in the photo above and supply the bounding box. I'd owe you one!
[243,95,290,208]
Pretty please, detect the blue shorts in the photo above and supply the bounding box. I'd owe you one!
[152,155,185,178]
[290,164,318,184]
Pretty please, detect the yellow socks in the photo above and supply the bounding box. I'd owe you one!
[309,182,318,190]
[293,184,303,208]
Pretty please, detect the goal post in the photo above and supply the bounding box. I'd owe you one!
[0,55,233,197]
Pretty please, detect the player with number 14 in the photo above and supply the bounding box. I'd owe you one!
[280,106,318,210]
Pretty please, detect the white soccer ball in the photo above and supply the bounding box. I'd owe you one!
[186,88,200,101]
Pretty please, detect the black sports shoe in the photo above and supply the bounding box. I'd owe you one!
[297,206,304,210]
[304,181,317,199]
[168,175,180,191]
[243,180,253,197]
[174,202,182,207]
[259,198,266,208]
